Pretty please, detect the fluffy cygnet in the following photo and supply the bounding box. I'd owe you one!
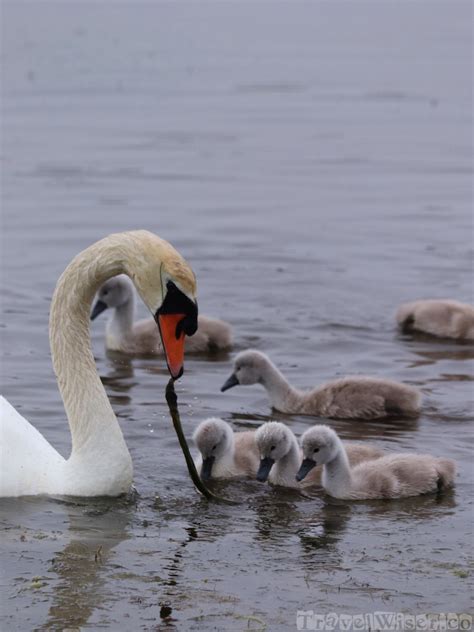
[396,299,474,341]
[91,275,233,354]
[255,422,384,488]
[296,425,456,500]
[221,350,421,419]
[193,418,260,480]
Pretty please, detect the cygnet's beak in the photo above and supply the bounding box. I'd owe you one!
[256,457,275,482]
[201,456,215,481]
[221,373,239,392]
[296,458,316,482]
[90,299,108,321]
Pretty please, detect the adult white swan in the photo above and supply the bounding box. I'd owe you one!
[0,230,198,497]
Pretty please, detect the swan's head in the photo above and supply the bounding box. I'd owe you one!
[130,232,198,380]
[221,350,269,392]
[296,425,339,482]
[91,275,134,319]
[255,421,294,482]
[96,231,198,379]
[193,418,234,480]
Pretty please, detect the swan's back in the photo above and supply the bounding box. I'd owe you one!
[0,396,65,497]
[349,453,456,499]
[304,376,421,419]
[396,299,474,340]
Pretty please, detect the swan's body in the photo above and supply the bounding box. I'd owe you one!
[92,275,232,355]
[255,422,384,488]
[396,299,474,341]
[296,425,456,499]
[193,418,259,480]
[0,231,197,497]
[221,350,421,419]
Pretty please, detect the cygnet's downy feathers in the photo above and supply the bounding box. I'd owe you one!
[296,425,456,500]
[255,421,384,488]
[221,350,421,420]
[396,299,474,341]
[193,418,259,480]
[92,275,233,355]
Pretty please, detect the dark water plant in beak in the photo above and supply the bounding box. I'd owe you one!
[165,379,236,504]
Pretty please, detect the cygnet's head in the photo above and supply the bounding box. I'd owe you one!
[255,421,295,482]
[91,275,134,320]
[221,350,270,392]
[296,425,339,482]
[193,418,234,480]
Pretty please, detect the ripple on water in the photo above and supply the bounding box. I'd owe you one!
[1,1,473,629]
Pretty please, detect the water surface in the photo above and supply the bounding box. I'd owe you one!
[1,2,473,629]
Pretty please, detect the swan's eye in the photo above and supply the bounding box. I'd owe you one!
[103,291,108,296]
[212,445,217,451]
[313,447,320,453]
[270,445,275,451]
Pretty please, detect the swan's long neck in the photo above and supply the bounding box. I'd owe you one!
[322,440,353,497]
[109,293,135,341]
[271,434,301,487]
[49,239,141,460]
[260,359,302,413]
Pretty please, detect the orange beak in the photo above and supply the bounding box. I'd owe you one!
[158,313,186,379]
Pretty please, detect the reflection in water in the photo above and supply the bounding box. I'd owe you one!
[42,497,133,631]
[364,486,457,520]
[235,411,420,442]
[298,498,352,559]
[2,1,472,625]
[250,486,303,545]
[101,353,136,386]
[430,374,474,382]
[98,353,137,408]
[404,342,474,368]
[229,411,275,429]
[230,412,420,442]
[160,521,202,620]
[329,416,420,443]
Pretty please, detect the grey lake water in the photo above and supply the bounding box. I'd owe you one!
[1,2,473,630]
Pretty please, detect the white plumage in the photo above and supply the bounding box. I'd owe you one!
[0,230,197,497]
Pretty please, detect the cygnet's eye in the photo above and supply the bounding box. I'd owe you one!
[270,445,276,451]
[212,445,217,451]
[313,447,320,453]
[103,291,108,296]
